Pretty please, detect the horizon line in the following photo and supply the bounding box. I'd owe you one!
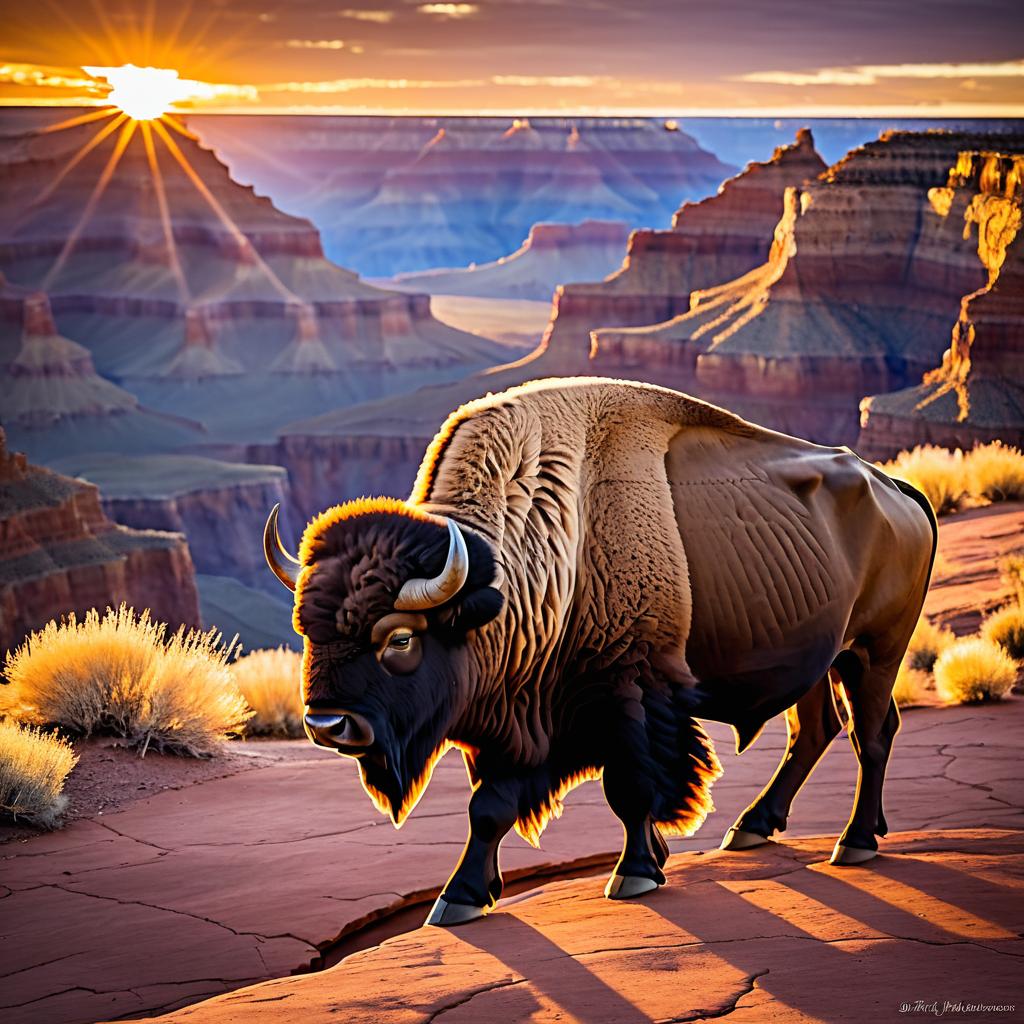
[2,100,1023,119]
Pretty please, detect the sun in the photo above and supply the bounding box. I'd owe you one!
[83,65,206,121]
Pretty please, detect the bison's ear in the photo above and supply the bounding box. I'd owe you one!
[444,586,504,635]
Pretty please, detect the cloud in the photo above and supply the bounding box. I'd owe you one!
[260,77,485,93]
[417,4,480,17]
[0,62,103,92]
[284,40,349,50]
[738,58,1024,87]
[339,8,396,22]
[491,75,607,87]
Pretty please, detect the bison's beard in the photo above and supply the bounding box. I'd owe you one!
[355,689,458,828]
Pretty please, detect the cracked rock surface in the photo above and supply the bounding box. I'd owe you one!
[153,828,1024,1024]
[2,697,1021,1024]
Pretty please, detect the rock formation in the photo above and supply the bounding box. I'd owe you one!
[49,453,291,591]
[0,289,205,462]
[858,151,1024,458]
[588,130,1024,445]
[191,115,736,276]
[0,429,200,655]
[540,130,827,363]
[386,221,632,301]
[0,110,509,446]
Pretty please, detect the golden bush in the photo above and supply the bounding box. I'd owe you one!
[1,605,251,757]
[0,720,78,827]
[980,603,1024,661]
[905,615,955,673]
[965,441,1024,502]
[998,551,1024,607]
[892,663,930,708]
[933,637,1018,704]
[231,647,305,738]
[878,445,966,515]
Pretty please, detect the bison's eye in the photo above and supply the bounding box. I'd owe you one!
[387,629,414,650]
[380,627,423,674]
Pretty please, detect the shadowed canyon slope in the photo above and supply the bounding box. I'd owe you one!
[0,429,199,655]
[190,116,736,277]
[859,151,1024,458]
[0,109,512,453]
[543,129,827,358]
[386,220,632,301]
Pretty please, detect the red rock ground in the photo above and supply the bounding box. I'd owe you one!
[1,504,1021,1024]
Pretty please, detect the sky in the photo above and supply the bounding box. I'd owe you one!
[2,0,1022,115]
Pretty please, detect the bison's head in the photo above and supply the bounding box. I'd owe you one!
[265,498,503,825]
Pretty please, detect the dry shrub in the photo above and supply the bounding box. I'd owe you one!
[892,663,930,708]
[933,637,1018,704]
[878,445,966,515]
[1,605,251,757]
[965,441,1024,502]
[0,720,78,827]
[231,647,304,738]
[981,603,1024,661]
[999,551,1024,606]
[905,615,955,673]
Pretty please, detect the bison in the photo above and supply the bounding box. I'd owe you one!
[265,377,936,926]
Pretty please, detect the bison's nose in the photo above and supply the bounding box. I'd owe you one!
[302,709,375,753]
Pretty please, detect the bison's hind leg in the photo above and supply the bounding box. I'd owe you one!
[721,672,842,851]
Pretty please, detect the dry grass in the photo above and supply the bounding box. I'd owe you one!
[892,663,930,708]
[965,441,1024,502]
[878,445,966,515]
[999,551,1024,606]
[0,720,78,827]
[231,647,304,738]
[1,605,251,757]
[933,637,1018,704]
[981,603,1024,661]
[905,615,955,673]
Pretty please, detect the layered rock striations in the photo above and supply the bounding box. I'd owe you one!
[386,220,632,301]
[858,152,1024,458]
[49,454,291,591]
[589,130,1024,444]
[0,289,205,462]
[191,115,736,276]
[541,130,827,364]
[0,430,200,655]
[0,110,510,445]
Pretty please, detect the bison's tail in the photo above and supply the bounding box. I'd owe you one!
[648,707,722,839]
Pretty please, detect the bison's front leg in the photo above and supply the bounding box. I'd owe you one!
[424,775,520,927]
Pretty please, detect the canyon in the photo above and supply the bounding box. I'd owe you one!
[0,429,199,656]
[858,150,1024,458]
[190,115,735,277]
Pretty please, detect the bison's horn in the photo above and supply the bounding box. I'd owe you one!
[394,518,469,610]
[264,503,301,592]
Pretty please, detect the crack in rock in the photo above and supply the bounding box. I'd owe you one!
[658,968,770,1022]
[424,977,526,1023]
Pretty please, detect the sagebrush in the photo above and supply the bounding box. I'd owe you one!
[878,445,966,515]
[981,603,1024,661]
[0,720,78,827]
[905,615,955,673]
[933,637,1018,704]
[965,441,1024,502]
[231,647,305,738]
[999,551,1024,607]
[1,605,251,757]
[892,663,930,709]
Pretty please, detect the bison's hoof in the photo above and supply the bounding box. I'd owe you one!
[830,843,878,866]
[720,827,771,851]
[605,874,660,900]
[424,896,487,927]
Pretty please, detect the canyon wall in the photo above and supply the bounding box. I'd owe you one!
[191,115,735,276]
[588,130,1024,445]
[858,151,1024,458]
[540,130,827,363]
[50,454,291,591]
[387,220,632,301]
[0,110,510,448]
[0,430,200,656]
